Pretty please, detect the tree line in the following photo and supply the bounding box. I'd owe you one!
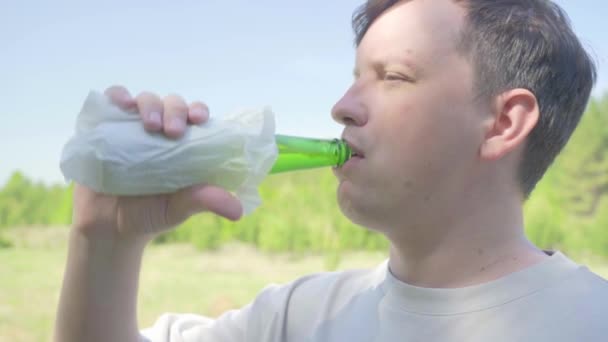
[1,94,607,267]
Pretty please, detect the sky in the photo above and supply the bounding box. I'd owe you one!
[1,0,607,186]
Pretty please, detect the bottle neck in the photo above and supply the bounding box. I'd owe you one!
[270,135,352,174]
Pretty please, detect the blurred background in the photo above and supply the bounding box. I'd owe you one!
[1,0,607,341]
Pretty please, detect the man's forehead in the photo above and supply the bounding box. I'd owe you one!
[360,0,465,46]
[355,0,465,68]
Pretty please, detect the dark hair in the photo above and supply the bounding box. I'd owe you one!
[352,0,597,199]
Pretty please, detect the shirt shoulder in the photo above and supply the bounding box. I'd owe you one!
[551,266,608,304]
[517,267,608,341]
[282,263,387,340]
[139,262,388,342]
[561,267,608,312]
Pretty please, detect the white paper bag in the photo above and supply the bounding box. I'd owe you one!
[60,91,278,214]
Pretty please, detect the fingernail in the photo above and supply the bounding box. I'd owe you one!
[121,93,133,104]
[148,111,161,126]
[170,117,186,132]
[190,107,203,121]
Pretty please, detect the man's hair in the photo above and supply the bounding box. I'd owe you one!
[352,0,597,199]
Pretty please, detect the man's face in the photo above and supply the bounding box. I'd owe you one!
[332,0,486,232]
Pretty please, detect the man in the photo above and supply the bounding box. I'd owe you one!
[54,0,608,341]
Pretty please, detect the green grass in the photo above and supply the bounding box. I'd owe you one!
[0,226,387,342]
[1,226,606,342]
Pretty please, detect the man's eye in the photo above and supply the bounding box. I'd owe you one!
[383,72,410,82]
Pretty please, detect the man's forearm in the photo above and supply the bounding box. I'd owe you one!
[54,229,148,342]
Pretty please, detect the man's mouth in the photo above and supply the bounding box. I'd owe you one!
[343,138,365,160]
[333,137,365,175]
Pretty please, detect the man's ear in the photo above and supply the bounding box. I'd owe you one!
[480,89,540,161]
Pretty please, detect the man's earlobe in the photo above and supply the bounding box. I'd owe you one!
[479,89,539,161]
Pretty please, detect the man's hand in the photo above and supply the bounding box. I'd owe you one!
[72,85,244,242]
[54,85,245,342]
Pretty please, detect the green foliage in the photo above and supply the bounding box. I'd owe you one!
[152,169,387,263]
[1,94,608,258]
[0,234,12,248]
[524,94,608,256]
[0,171,72,229]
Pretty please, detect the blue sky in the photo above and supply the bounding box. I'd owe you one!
[1,0,607,185]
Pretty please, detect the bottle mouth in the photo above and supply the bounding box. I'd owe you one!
[335,139,352,166]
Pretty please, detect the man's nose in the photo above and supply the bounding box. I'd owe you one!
[331,87,368,127]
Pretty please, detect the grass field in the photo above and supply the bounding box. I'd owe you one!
[1,226,606,342]
[0,226,388,342]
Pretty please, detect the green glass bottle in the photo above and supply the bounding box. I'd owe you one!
[269,135,352,174]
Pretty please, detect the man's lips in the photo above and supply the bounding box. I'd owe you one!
[333,154,363,176]
[342,136,365,159]
[334,136,365,176]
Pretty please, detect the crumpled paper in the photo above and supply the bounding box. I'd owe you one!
[60,91,278,215]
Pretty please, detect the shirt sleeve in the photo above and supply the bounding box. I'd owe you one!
[138,279,304,342]
[139,306,250,342]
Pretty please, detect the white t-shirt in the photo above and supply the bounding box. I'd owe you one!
[140,250,608,341]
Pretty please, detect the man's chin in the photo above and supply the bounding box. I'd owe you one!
[337,186,393,232]
[336,179,355,206]
[337,184,370,226]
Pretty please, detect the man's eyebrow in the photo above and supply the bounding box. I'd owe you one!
[352,56,421,78]
[386,55,421,76]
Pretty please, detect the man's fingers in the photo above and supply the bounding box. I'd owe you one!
[162,94,189,139]
[135,91,164,133]
[188,101,210,125]
[166,185,243,225]
[104,85,136,111]
[104,87,209,137]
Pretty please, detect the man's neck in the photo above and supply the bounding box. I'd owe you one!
[386,192,549,288]
[388,237,549,288]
